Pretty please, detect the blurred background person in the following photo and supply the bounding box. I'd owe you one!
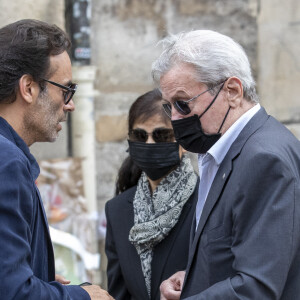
[105,89,199,300]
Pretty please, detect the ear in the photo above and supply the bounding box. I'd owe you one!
[223,77,243,108]
[18,74,40,104]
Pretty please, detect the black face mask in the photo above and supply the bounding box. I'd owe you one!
[171,83,230,154]
[128,140,180,181]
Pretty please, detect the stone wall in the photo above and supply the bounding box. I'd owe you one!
[258,0,300,125]
[0,0,64,28]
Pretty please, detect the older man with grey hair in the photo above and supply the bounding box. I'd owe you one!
[153,29,300,300]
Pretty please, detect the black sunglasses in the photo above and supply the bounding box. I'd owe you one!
[162,80,226,118]
[41,78,78,105]
[128,128,175,143]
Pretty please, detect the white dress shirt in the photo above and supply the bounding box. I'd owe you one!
[195,104,261,230]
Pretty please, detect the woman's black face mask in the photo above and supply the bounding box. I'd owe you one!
[128,140,180,181]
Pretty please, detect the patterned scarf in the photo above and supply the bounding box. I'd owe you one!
[129,155,198,297]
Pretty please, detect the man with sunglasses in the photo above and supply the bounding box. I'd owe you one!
[0,19,113,300]
[152,30,300,300]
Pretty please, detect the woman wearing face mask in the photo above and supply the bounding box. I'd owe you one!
[105,89,199,300]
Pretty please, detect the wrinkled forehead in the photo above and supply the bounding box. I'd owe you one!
[160,63,200,100]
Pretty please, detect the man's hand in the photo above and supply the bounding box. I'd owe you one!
[55,274,71,285]
[160,271,186,300]
[81,285,115,300]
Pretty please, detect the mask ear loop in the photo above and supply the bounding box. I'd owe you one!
[198,81,226,119]
[217,106,231,133]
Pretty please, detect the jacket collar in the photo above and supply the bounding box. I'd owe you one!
[0,117,40,180]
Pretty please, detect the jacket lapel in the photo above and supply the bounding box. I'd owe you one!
[187,156,233,265]
[189,212,197,251]
[185,107,269,278]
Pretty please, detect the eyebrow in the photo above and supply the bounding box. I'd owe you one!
[67,80,74,86]
[62,80,73,87]
[162,91,191,103]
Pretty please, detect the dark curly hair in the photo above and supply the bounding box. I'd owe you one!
[0,19,71,103]
[115,88,170,195]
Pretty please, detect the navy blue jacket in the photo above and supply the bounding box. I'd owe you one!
[0,117,90,300]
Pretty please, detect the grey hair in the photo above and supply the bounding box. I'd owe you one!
[152,30,259,103]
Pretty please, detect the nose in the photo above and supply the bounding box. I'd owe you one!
[64,99,75,112]
[171,107,182,121]
[146,134,155,144]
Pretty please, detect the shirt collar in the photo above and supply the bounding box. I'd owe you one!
[199,104,261,166]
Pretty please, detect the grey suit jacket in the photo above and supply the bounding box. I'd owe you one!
[181,108,300,300]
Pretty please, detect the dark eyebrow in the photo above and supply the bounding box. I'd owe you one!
[174,91,191,98]
[162,92,191,103]
[65,80,73,86]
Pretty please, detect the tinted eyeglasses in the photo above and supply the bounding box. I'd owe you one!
[162,81,226,118]
[129,128,175,143]
[41,78,78,105]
